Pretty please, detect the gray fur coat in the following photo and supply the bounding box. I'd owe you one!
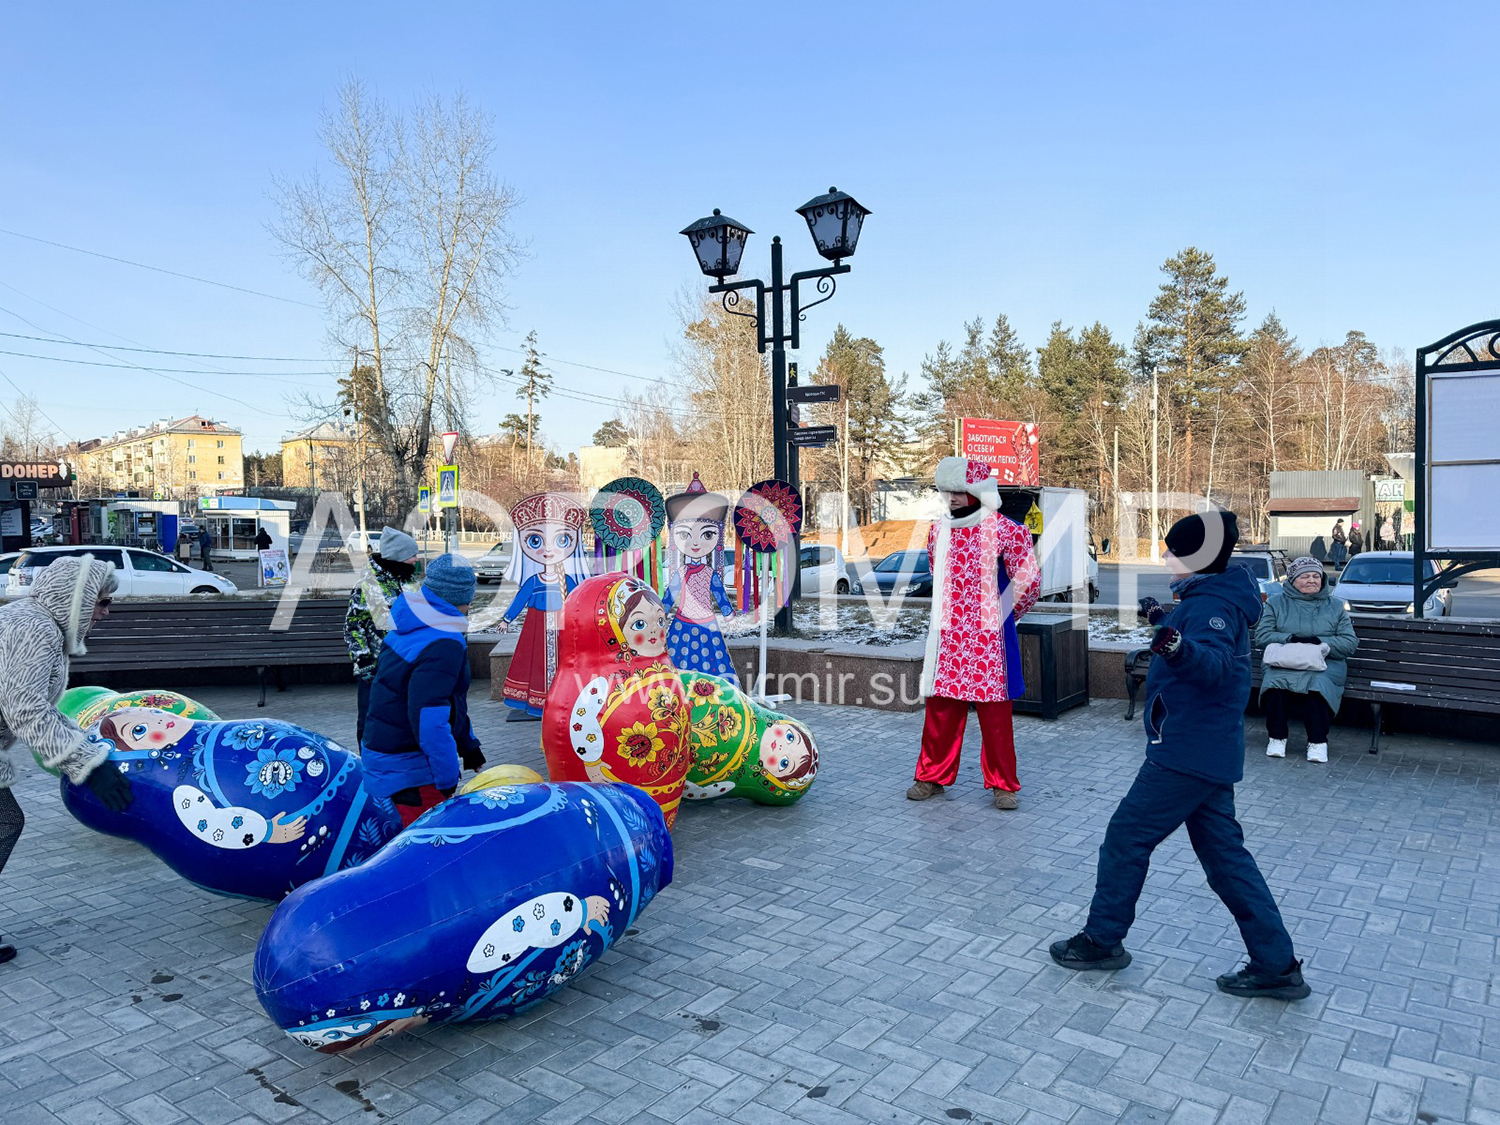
[0,555,117,788]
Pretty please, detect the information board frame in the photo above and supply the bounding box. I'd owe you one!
[1413,319,1500,616]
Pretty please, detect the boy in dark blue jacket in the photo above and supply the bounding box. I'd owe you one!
[1050,511,1309,999]
[361,554,485,826]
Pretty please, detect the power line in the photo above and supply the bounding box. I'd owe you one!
[0,366,74,442]
[0,348,339,383]
[0,302,299,420]
[0,330,328,363]
[0,226,321,308]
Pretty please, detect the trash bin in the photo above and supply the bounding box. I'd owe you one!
[1014,613,1090,720]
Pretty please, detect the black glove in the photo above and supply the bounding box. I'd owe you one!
[1138,597,1168,626]
[1149,625,1183,658]
[85,764,134,812]
[1289,634,1320,645]
[438,787,456,799]
[461,742,486,772]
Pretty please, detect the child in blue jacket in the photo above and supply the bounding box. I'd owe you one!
[1050,511,1310,1000]
[361,555,485,825]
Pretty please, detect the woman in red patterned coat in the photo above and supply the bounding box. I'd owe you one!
[908,457,1042,810]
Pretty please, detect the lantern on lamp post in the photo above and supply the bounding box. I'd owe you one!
[679,188,871,633]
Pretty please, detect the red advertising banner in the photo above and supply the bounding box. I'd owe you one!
[958,418,1039,486]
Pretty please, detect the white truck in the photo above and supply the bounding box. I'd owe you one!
[997,486,1098,603]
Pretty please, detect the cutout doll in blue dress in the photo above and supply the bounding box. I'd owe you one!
[662,473,739,685]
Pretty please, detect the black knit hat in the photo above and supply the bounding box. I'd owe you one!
[1164,510,1239,574]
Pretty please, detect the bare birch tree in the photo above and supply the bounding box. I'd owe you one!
[273,80,523,501]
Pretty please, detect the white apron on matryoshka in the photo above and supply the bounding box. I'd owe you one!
[61,708,402,901]
[678,672,819,805]
[541,574,694,829]
[253,781,671,1053]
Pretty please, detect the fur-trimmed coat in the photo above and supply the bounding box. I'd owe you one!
[0,555,117,788]
[920,509,1041,702]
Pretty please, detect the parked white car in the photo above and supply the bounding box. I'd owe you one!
[797,543,858,595]
[1332,551,1452,617]
[5,545,237,598]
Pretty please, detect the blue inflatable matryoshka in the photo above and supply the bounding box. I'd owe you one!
[61,709,402,902]
[253,781,672,1053]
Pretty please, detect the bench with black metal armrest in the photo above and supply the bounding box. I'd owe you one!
[1124,616,1500,753]
[73,598,351,707]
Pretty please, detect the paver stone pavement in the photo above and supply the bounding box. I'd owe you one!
[1,682,1498,1124]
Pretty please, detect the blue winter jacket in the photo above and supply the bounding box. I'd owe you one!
[360,590,478,798]
[1142,567,1265,785]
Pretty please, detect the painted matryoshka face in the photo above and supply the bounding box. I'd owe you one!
[519,520,577,567]
[672,519,720,561]
[759,721,811,780]
[625,600,669,658]
[110,709,187,750]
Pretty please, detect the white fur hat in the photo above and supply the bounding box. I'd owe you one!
[935,457,999,511]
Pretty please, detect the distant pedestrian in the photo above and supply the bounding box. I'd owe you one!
[1329,519,1347,568]
[1049,510,1310,1000]
[1347,522,1363,558]
[1379,516,1396,548]
[198,524,214,571]
[0,555,133,965]
[254,527,273,552]
[344,526,419,745]
[360,554,485,826]
[1256,556,1358,764]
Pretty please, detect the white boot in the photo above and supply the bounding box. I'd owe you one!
[1307,742,1328,763]
[1266,738,1287,758]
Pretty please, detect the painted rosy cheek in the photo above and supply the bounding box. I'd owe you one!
[150,732,165,743]
[633,633,643,645]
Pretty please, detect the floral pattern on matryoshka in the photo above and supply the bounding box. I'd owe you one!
[541,574,694,828]
[679,672,820,806]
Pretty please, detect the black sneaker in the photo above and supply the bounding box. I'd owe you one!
[0,943,15,965]
[1216,960,1310,1000]
[1049,932,1131,971]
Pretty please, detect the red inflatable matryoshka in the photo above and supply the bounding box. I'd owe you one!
[541,573,695,829]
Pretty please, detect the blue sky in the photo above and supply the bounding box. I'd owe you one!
[1,2,1494,457]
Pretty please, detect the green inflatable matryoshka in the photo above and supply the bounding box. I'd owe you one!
[41,687,222,776]
[679,672,818,805]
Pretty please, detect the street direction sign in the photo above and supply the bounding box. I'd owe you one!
[788,384,841,404]
[788,425,838,447]
[437,466,458,508]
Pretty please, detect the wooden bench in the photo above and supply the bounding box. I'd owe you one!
[73,598,351,706]
[1124,616,1500,752]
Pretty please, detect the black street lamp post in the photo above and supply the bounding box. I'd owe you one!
[681,188,870,634]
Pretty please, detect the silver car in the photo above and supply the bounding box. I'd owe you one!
[1333,551,1452,616]
[475,542,511,584]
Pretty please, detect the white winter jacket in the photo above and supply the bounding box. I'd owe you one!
[0,555,117,788]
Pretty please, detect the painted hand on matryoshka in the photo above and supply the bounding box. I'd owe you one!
[268,813,308,844]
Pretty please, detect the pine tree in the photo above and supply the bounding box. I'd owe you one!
[513,330,550,459]
[812,326,908,522]
[1145,247,1247,418]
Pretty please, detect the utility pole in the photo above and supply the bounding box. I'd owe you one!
[353,346,367,546]
[841,397,850,557]
[1150,365,1160,561]
[1112,424,1120,544]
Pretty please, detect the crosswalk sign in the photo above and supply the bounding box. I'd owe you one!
[437,465,458,509]
[417,486,431,513]
[1024,501,1044,535]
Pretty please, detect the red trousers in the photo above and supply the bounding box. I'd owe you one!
[916,696,1019,792]
[393,785,447,827]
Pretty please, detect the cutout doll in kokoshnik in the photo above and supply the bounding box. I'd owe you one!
[500,494,592,718]
[661,473,739,685]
